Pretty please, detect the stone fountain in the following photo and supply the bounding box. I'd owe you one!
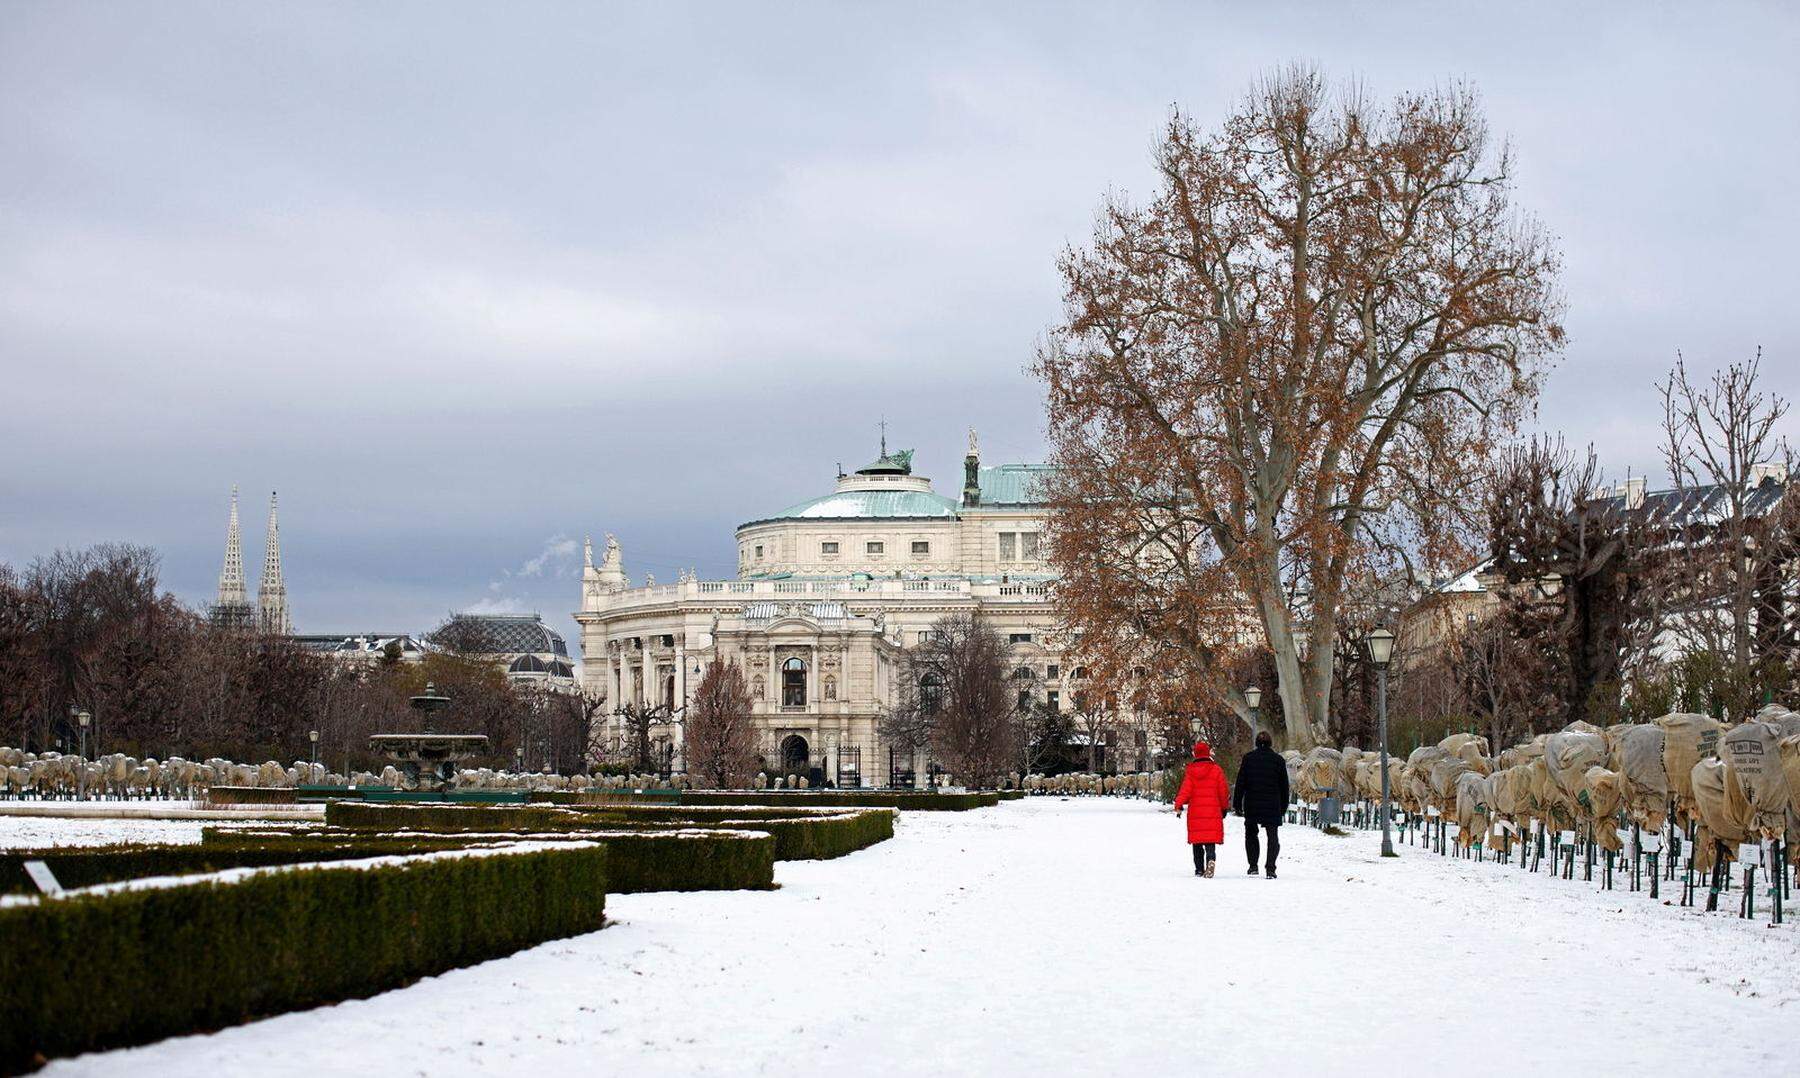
[368,682,489,790]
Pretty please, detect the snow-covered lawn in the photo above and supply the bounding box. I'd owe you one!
[0,816,208,849]
[38,798,1799,1076]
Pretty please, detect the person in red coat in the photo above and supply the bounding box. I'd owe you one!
[1173,740,1231,877]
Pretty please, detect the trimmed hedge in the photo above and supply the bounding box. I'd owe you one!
[675,790,999,811]
[203,823,776,893]
[326,801,580,831]
[202,785,298,805]
[572,807,894,860]
[0,844,607,1073]
[0,838,465,895]
[323,801,892,863]
[998,790,1026,801]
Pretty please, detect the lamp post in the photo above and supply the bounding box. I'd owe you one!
[1364,627,1397,858]
[308,729,320,771]
[1243,685,1262,739]
[75,708,90,798]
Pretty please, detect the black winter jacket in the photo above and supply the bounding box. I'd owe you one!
[1232,746,1290,825]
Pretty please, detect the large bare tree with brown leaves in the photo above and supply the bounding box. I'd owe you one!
[1036,68,1564,748]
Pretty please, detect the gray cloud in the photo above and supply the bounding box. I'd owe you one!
[4,1,1796,654]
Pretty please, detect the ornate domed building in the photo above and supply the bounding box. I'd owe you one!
[576,432,1074,786]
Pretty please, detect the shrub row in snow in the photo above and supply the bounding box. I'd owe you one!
[0,836,466,895]
[1017,772,1158,797]
[325,799,893,865]
[0,843,608,1072]
[672,790,1000,811]
[1292,705,1800,882]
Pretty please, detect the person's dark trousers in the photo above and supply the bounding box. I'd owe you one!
[1191,843,1216,872]
[1246,822,1280,871]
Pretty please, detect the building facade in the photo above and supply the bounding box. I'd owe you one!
[575,434,1090,785]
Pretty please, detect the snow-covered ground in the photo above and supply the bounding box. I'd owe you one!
[0,816,208,849]
[38,798,1800,1076]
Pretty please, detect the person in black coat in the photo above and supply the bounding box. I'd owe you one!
[1232,731,1290,878]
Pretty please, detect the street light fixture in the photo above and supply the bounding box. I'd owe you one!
[1243,685,1262,736]
[309,729,320,771]
[1364,626,1398,858]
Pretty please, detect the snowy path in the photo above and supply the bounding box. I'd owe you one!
[40,798,1799,1077]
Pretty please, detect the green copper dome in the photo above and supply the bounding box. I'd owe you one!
[743,488,959,527]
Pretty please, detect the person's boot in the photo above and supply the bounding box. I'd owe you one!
[1265,866,1277,879]
[1246,865,1259,876]
[1203,860,1215,878]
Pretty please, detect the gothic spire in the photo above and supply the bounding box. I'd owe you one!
[218,485,247,608]
[258,490,291,635]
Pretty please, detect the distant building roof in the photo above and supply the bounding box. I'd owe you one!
[750,489,961,525]
[291,633,424,656]
[1592,475,1789,528]
[435,613,569,657]
[971,464,1054,508]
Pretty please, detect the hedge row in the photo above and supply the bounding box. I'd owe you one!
[0,844,607,1073]
[323,801,893,863]
[675,790,999,811]
[202,824,776,893]
[326,801,581,831]
[201,785,298,805]
[574,808,895,860]
[0,838,466,895]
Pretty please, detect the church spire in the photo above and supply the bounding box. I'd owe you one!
[258,491,291,635]
[218,486,247,607]
[210,486,254,627]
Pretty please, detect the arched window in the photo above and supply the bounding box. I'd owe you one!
[919,671,944,714]
[782,657,808,706]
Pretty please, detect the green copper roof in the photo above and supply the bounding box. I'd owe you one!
[855,448,914,475]
[746,488,959,526]
[971,464,1054,507]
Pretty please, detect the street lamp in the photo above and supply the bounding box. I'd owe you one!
[1364,626,1397,858]
[308,729,320,771]
[1243,685,1262,735]
[75,709,90,798]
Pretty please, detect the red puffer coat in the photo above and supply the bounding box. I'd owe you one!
[1173,741,1230,844]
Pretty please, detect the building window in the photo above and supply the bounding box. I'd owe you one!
[755,545,764,559]
[1009,632,1033,644]
[1020,532,1040,559]
[782,657,807,706]
[866,540,885,555]
[821,541,840,556]
[999,532,1016,561]
[911,540,930,556]
[1046,689,1060,711]
[919,671,944,714]
[1046,664,1060,680]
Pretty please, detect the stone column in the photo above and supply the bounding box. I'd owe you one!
[914,745,929,789]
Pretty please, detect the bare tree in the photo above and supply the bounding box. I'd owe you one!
[1036,68,1564,749]
[1657,350,1797,717]
[1488,439,1660,726]
[684,659,758,789]
[884,614,1020,788]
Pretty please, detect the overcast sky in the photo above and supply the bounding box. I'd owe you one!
[4,1,1796,656]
